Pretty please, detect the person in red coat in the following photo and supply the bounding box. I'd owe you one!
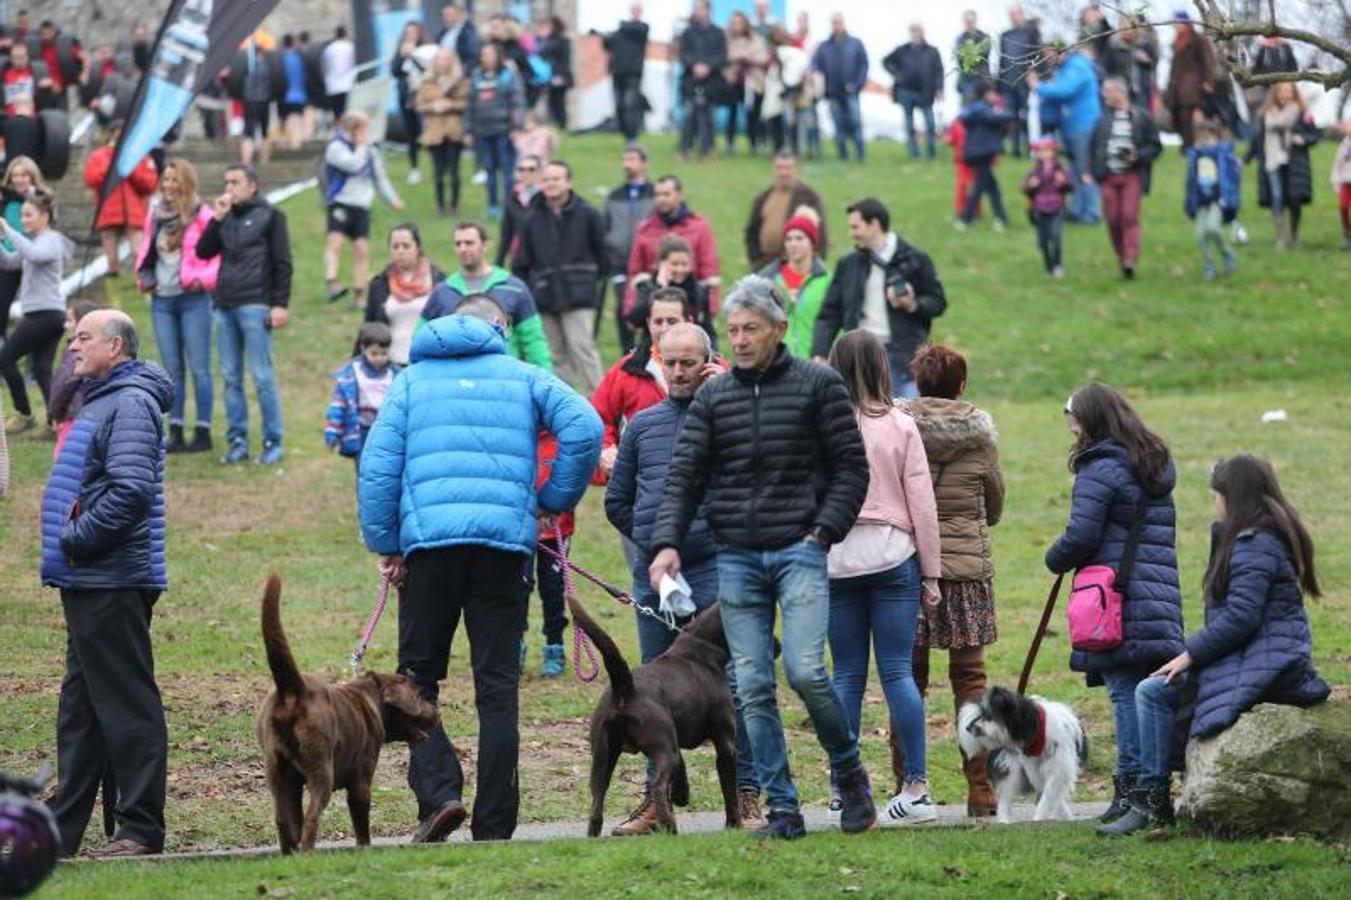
[83,121,159,277]
[624,175,721,323]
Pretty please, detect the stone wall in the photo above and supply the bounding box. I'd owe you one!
[11,1,355,47]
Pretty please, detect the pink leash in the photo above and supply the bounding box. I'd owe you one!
[350,574,393,675]
[551,522,600,683]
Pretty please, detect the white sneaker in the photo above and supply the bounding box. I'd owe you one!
[407,168,423,185]
[827,795,842,821]
[472,169,488,185]
[885,790,938,824]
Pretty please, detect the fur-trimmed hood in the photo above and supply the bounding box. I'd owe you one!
[903,397,997,464]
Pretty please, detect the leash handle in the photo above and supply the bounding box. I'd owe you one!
[1017,573,1064,696]
[554,523,599,683]
[351,574,393,676]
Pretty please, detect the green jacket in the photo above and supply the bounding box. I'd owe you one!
[422,266,553,371]
[758,258,832,359]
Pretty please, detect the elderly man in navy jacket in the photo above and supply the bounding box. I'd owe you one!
[40,309,172,858]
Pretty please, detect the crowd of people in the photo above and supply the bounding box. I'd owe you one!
[0,1,1340,861]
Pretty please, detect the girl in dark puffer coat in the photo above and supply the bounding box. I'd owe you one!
[1100,455,1329,836]
[1046,383,1184,827]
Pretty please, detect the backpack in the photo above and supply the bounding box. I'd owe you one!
[317,134,371,206]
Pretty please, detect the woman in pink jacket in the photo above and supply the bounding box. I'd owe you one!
[826,329,942,826]
[134,158,220,453]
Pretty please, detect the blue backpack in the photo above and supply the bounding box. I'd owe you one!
[317,134,373,205]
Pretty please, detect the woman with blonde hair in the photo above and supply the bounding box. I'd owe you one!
[0,155,47,339]
[1248,82,1320,249]
[134,158,220,453]
[416,47,470,217]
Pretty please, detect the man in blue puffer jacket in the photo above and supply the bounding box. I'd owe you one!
[1035,47,1102,223]
[358,296,601,844]
[40,310,172,859]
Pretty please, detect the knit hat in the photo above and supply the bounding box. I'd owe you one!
[782,214,819,249]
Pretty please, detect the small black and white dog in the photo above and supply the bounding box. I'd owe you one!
[957,686,1087,824]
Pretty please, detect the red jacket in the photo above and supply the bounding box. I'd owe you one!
[84,145,158,231]
[624,207,721,316]
[537,432,576,536]
[590,347,666,454]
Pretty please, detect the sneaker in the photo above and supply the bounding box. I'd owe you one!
[407,168,423,185]
[411,799,467,843]
[1052,266,1065,279]
[326,280,349,303]
[487,205,503,221]
[611,797,663,836]
[258,442,284,466]
[826,795,842,821]
[221,441,250,465]
[472,169,488,185]
[753,810,806,840]
[4,413,35,435]
[539,643,565,678]
[885,788,938,824]
[992,219,1006,233]
[1121,263,1136,280]
[1232,222,1250,245]
[836,764,877,834]
[737,789,766,829]
[952,219,969,232]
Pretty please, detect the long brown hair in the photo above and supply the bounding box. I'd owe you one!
[829,329,894,417]
[1066,382,1171,487]
[1205,455,1319,603]
[160,158,201,219]
[1261,81,1306,115]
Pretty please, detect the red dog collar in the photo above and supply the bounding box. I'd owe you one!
[1023,704,1048,757]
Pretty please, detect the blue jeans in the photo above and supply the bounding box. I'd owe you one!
[1064,130,1102,223]
[1101,669,1144,777]
[828,556,926,783]
[719,541,860,815]
[1135,674,1186,788]
[898,90,935,159]
[214,305,283,447]
[475,134,515,210]
[884,347,921,399]
[151,293,213,429]
[632,555,758,792]
[1265,168,1286,212]
[828,94,865,161]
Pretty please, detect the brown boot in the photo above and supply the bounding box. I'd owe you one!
[951,647,996,817]
[610,797,661,837]
[737,789,766,829]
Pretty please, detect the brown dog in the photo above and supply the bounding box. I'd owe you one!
[255,575,438,853]
[569,595,742,837]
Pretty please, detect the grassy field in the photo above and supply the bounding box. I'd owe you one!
[1,131,1348,894]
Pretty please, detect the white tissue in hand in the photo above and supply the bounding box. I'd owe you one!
[659,573,696,618]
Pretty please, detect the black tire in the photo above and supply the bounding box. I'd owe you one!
[2,115,43,169]
[37,109,71,180]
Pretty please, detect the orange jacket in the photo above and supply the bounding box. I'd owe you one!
[84,145,158,231]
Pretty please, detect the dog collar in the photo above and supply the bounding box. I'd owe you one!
[1023,705,1048,757]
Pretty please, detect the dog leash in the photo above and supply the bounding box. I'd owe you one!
[350,574,393,676]
[1017,574,1064,695]
[549,523,600,683]
[534,536,681,634]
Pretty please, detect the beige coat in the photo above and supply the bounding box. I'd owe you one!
[904,397,1004,582]
[416,72,470,146]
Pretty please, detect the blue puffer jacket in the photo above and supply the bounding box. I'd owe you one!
[1187,527,1330,738]
[1045,439,1184,675]
[1037,52,1101,137]
[41,361,172,590]
[1184,141,1242,221]
[358,315,602,558]
[604,395,717,566]
[960,99,1015,162]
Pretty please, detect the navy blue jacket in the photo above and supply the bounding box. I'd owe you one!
[1187,528,1330,737]
[1045,439,1184,675]
[605,395,717,566]
[41,361,172,590]
[960,99,1014,162]
[812,34,869,99]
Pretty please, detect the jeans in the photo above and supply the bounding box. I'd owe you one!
[476,134,515,210]
[828,94,865,161]
[898,89,935,159]
[1265,167,1287,213]
[828,556,927,783]
[1135,674,1186,788]
[214,305,283,448]
[0,308,62,417]
[962,158,1008,224]
[1033,211,1063,272]
[884,346,921,400]
[1001,86,1029,157]
[151,293,213,428]
[1101,172,1143,267]
[719,541,861,815]
[1101,669,1144,777]
[527,535,568,644]
[1195,202,1234,274]
[721,100,743,151]
[632,555,758,792]
[1064,130,1101,223]
[679,96,715,158]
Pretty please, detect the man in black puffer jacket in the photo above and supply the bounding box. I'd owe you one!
[650,275,874,840]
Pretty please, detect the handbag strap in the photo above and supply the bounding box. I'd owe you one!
[1017,573,1064,696]
[1116,491,1152,593]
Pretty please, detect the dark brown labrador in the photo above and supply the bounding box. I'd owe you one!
[255,575,438,853]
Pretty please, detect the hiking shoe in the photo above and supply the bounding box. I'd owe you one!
[885,788,938,824]
[5,413,34,435]
[611,797,662,836]
[992,219,1007,233]
[407,168,423,185]
[221,441,249,464]
[1099,773,1137,824]
[539,643,565,678]
[184,426,213,454]
[1097,783,1173,837]
[258,441,284,466]
[738,790,766,829]
[836,764,877,834]
[826,795,842,821]
[411,799,466,843]
[753,810,806,840]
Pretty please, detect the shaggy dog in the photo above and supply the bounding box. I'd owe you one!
[256,575,439,852]
[957,686,1087,823]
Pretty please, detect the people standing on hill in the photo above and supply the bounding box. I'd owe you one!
[1164,12,1215,151]
[1033,43,1102,225]
[83,121,158,278]
[321,111,406,308]
[997,6,1041,158]
[364,224,444,368]
[953,10,992,98]
[1045,382,1183,831]
[955,83,1013,232]
[464,44,526,221]
[758,213,830,360]
[883,24,945,162]
[812,14,869,162]
[135,158,218,454]
[677,1,727,161]
[1021,137,1072,277]
[743,151,828,271]
[1091,77,1161,278]
[391,21,430,184]
[1247,82,1319,250]
[416,47,470,219]
[602,3,649,141]
[1184,120,1242,279]
[601,145,654,351]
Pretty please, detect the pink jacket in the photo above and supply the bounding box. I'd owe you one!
[134,201,220,294]
[852,407,942,579]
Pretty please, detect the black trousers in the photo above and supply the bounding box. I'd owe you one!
[0,309,63,417]
[0,268,20,338]
[527,536,569,645]
[613,74,643,140]
[52,588,167,855]
[429,140,464,211]
[547,86,568,130]
[399,545,530,841]
[962,159,1008,225]
[400,104,422,168]
[1033,210,1063,272]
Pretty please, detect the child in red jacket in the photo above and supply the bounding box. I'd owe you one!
[529,430,576,677]
[942,118,981,220]
[83,121,158,277]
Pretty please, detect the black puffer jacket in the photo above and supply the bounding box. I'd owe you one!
[512,192,606,313]
[652,346,869,552]
[196,196,293,309]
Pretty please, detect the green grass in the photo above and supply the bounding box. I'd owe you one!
[1,132,1348,894]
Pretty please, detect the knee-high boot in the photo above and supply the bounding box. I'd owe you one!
[951,647,996,817]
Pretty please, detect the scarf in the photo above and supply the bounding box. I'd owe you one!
[1262,102,1301,172]
[387,258,433,302]
[659,203,692,228]
[155,199,187,253]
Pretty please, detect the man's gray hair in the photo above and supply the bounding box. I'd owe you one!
[723,275,787,326]
[659,321,712,359]
[457,293,508,326]
[104,314,139,360]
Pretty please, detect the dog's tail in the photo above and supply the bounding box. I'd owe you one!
[261,574,306,699]
[565,594,634,703]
